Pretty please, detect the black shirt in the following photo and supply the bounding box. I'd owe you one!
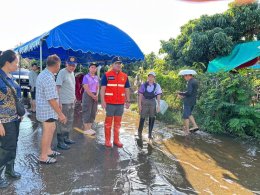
[179,78,198,106]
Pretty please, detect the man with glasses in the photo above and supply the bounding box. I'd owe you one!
[100,56,131,148]
[55,57,77,150]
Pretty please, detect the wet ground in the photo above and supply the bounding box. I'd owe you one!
[1,106,260,195]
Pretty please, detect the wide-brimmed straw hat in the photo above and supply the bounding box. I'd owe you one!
[178,69,197,76]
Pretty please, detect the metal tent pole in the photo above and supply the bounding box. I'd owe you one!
[18,55,21,86]
[40,39,43,71]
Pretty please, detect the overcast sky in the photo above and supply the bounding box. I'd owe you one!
[0,0,232,54]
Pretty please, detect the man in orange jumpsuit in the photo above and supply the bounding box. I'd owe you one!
[100,56,131,148]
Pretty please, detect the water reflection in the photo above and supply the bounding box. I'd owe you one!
[157,124,259,194]
[1,112,42,195]
[2,109,259,194]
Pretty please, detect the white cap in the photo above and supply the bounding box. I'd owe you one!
[148,72,156,77]
[178,69,197,76]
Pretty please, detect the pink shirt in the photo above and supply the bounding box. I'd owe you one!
[82,73,99,93]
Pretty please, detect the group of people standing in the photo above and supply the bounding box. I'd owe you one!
[30,55,164,164]
[35,55,102,164]
[31,55,135,164]
[0,49,199,188]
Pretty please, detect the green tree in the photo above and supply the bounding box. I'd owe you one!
[160,1,260,69]
[123,52,161,77]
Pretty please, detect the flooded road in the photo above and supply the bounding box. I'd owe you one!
[1,106,260,194]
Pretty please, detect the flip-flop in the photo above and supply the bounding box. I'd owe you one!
[48,151,61,157]
[84,129,96,136]
[190,127,199,133]
[39,157,57,164]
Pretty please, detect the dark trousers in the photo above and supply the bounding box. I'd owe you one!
[82,93,98,123]
[54,103,74,147]
[0,120,20,167]
[57,103,75,134]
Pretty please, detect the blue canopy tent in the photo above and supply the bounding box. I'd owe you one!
[14,19,144,70]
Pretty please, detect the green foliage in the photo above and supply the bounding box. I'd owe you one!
[129,103,138,112]
[134,57,259,139]
[131,2,260,139]
[160,2,260,69]
[195,70,260,138]
[19,58,31,69]
[136,65,191,125]
[122,52,160,77]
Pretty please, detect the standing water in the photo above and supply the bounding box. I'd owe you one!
[2,108,259,194]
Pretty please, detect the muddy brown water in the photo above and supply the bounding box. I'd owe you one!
[1,107,259,195]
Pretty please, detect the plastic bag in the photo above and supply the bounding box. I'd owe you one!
[157,100,168,115]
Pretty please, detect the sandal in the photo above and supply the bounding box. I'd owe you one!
[190,127,199,133]
[39,157,57,164]
[48,151,61,157]
[84,129,96,136]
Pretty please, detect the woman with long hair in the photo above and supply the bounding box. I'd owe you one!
[0,50,23,188]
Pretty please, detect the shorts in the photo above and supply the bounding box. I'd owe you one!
[182,104,194,119]
[31,87,36,100]
[106,104,124,117]
[45,118,57,122]
[140,99,156,118]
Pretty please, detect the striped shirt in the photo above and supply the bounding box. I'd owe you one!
[36,68,59,122]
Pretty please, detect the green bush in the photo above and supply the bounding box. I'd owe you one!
[137,66,191,125]
[195,70,260,138]
[136,65,260,139]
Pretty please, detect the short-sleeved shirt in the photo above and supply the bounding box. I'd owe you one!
[36,68,59,122]
[28,70,38,89]
[56,68,76,104]
[0,69,21,123]
[101,73,130,88]
[138,82,162,98]
[82,73,99,93]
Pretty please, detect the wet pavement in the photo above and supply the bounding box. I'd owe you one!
[1,106,260,195]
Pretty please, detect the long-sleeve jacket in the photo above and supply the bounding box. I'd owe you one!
[179,78,198,106]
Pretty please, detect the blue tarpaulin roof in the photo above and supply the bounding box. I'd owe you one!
[207,41,260,73]
[250,64,260,69]
[14,19,144,65]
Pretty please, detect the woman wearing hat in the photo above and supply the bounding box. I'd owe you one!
[137,72,162,141]
[82,62,99,135]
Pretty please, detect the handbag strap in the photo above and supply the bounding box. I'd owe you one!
[0,73,19,102]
